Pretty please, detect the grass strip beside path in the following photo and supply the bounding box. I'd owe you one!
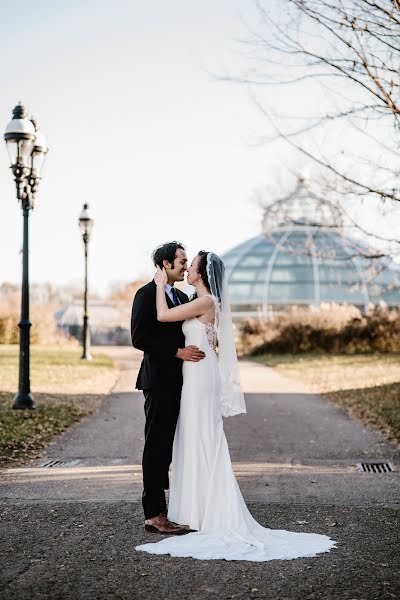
[0,346,117,467]
[253,353,400,444]
[327,383,400,445]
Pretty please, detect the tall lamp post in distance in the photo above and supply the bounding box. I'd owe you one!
[79,204,94,360]
[4,103,48,409]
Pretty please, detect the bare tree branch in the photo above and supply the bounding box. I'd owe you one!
[240,0,400,212]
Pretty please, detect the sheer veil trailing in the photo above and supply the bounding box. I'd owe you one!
[206,252,246,417]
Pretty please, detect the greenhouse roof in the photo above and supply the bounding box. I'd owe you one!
[221,226,400,316]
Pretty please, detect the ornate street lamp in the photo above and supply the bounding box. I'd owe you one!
[4,103,48,409]
[78,203,94,360]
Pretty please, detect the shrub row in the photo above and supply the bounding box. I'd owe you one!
[238,303,400,355]
[0,305,75,346]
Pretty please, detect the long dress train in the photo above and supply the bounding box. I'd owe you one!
[135,316,337,561]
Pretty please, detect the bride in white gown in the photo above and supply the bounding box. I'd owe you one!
[135,251,337,562]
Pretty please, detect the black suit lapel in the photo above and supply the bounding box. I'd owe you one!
[150,279,176,308]
[165,293,175,308]
[151,278,189,307]
[176,289,189,304]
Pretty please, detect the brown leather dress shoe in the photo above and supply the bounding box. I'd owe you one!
[160,512,195,531]
[144,514,190,535]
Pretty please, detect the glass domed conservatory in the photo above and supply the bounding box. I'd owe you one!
[222,181,400,318]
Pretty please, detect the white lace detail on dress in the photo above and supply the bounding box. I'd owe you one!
[204,294,219,351]
[204,321,217,351]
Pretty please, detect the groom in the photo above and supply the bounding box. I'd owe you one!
[131,241,205,534]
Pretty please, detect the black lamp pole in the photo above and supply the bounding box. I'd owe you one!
[16,199,33,408]
[4,104,48,409]
[79,204,94,360]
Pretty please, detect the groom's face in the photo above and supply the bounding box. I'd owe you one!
[163,248,188,283]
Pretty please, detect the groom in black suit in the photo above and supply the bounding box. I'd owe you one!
[131,241,205,534]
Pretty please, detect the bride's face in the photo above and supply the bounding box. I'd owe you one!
[187,255,201,286]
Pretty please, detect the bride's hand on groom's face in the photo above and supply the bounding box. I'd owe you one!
[154,266,168,286]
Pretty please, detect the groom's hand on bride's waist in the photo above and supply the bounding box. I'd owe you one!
[176,346,206,362]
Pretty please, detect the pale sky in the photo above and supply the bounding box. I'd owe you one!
[1,0,397,296]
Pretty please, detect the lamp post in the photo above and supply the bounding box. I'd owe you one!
[78,203,94,360]
[4,103,48,409]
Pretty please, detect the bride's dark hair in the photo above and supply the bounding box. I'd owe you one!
[194,250,224,304]
[197,250,211,293]
[191,250,211,301]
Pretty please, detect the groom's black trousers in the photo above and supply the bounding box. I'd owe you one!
[142,387,181,519]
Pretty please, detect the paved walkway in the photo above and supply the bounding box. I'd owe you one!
[1,346,399,599]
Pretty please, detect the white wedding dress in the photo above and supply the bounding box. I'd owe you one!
[135,312,337,561]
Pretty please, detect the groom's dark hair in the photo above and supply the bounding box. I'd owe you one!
[152,241,185,269]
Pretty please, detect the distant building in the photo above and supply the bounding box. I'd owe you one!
[55,301,130,345]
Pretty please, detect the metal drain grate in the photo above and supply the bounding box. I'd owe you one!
[357,462,395,473]
[38,459,80,468]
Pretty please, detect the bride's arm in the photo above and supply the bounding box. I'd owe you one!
[155,267,213,323]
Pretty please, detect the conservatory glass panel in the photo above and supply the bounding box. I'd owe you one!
[230,269,263,283]
[239,254,271,268]
[268,283,316,302]
[379,291,400,304]
[227,283,253,300]
[270,265,314,283]
[248,283,265,301]
[318,265,361,285]
[319,283,366,303]
[273,253,313,266]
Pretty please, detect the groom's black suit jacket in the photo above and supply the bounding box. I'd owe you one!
[131,280,189,390]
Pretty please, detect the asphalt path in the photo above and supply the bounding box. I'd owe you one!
[1,346,399,600]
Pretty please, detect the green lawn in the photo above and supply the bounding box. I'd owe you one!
[254,353,400,443]
[0,346,117,466]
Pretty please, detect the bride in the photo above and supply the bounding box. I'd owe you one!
[135,251,337,561]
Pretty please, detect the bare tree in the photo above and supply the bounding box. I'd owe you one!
[107,279,147,303]
[237,0,400,210]
[106,279,147,326]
